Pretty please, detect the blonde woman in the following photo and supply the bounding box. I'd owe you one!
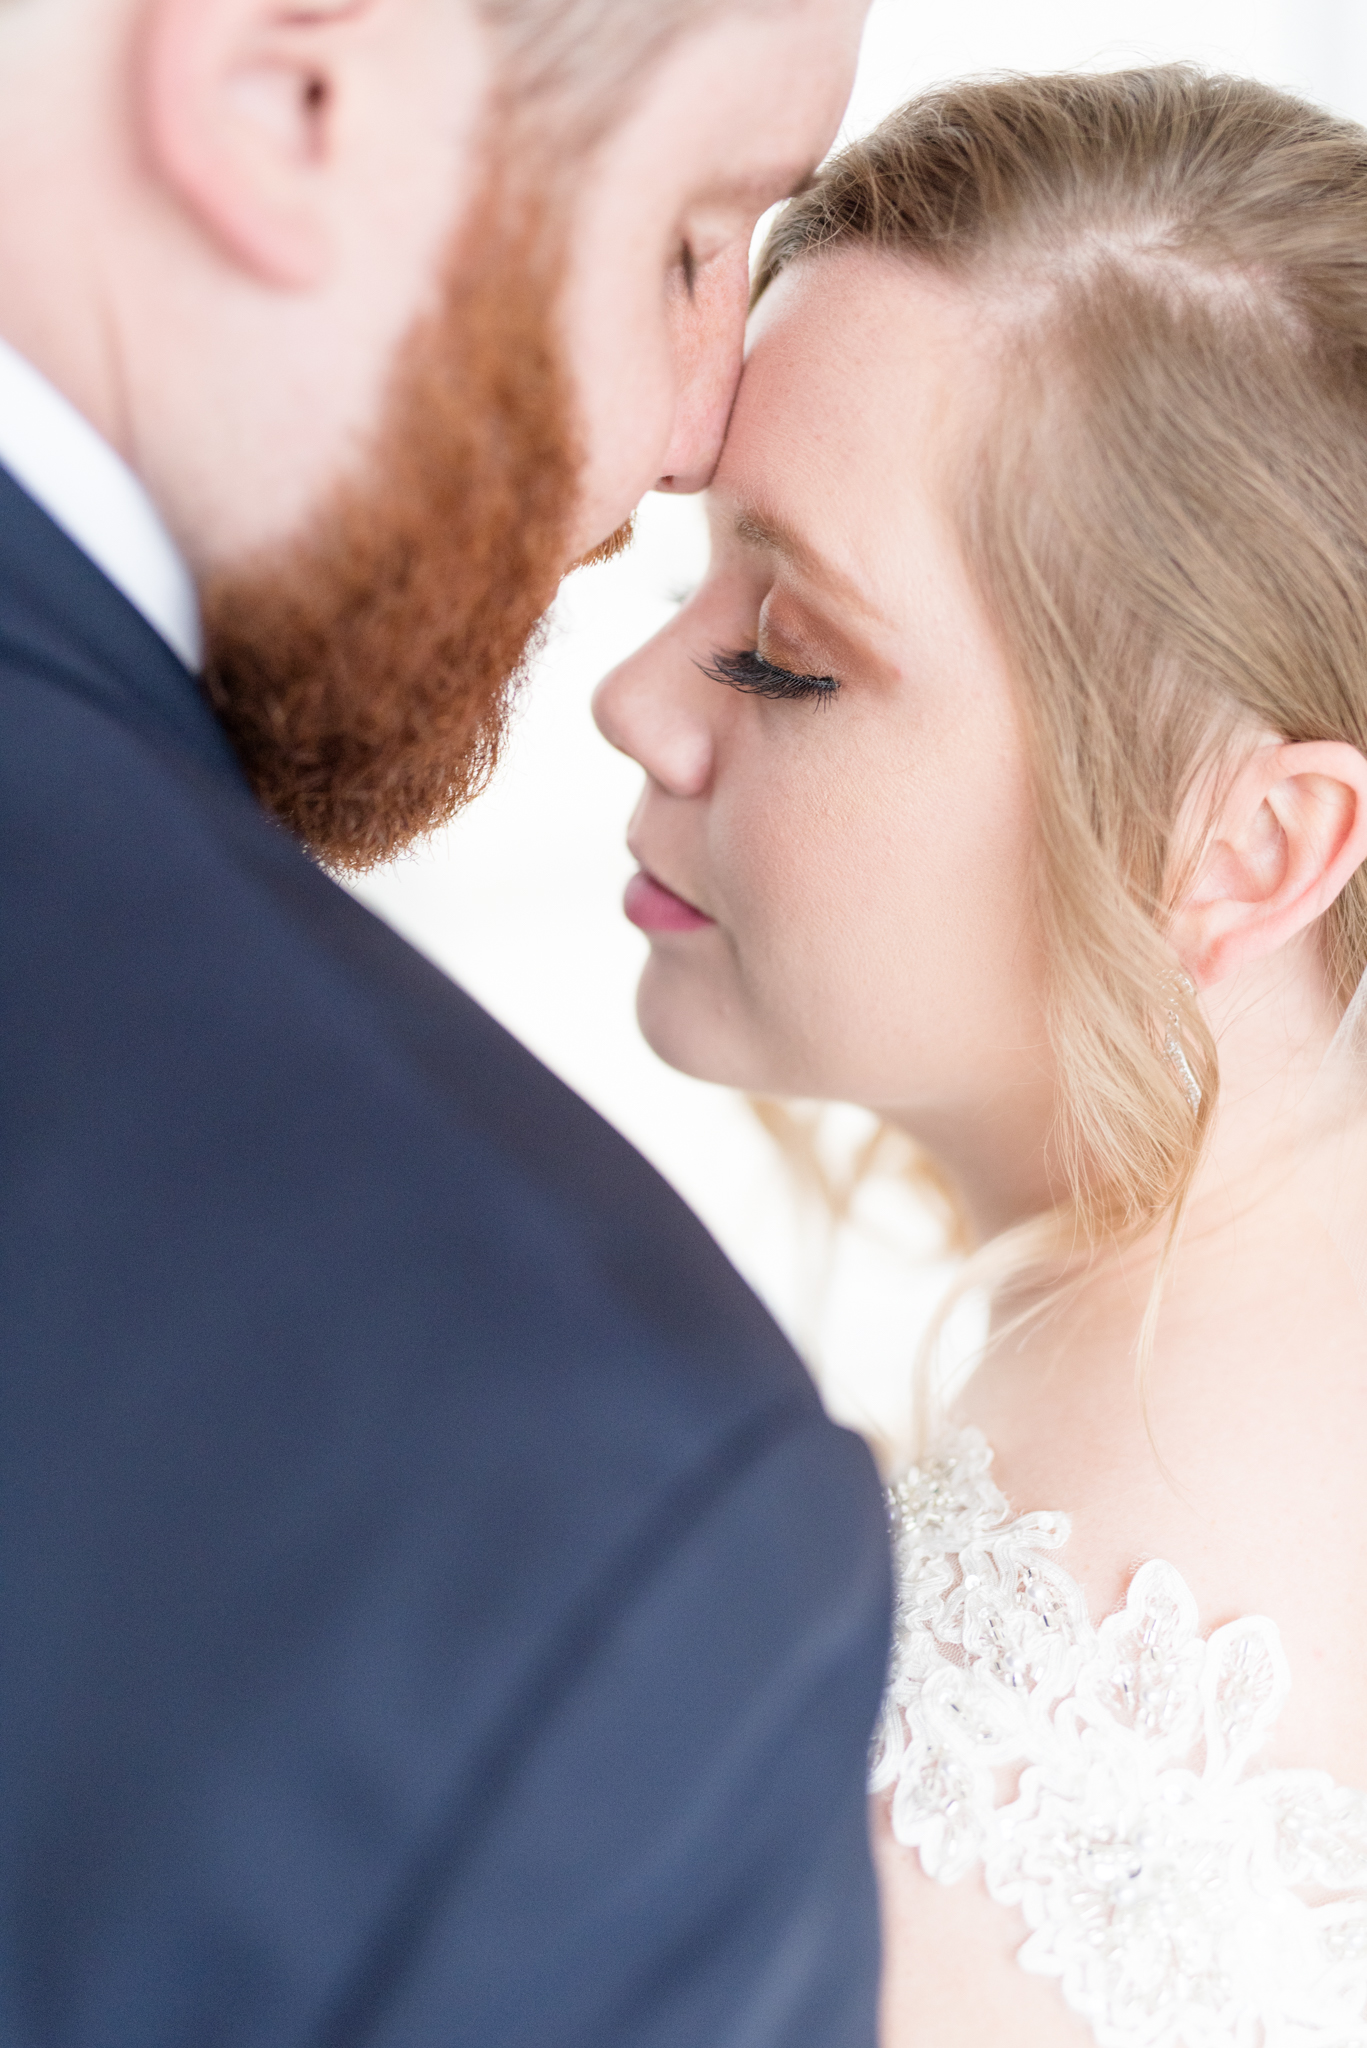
[594,67,1367,2048]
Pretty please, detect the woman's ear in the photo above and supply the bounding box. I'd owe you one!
[1171,739,1367,986]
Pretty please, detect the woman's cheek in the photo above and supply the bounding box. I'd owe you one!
[729,821,856,1053]
[717,749,826,902]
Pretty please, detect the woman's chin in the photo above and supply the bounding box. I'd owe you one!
[635,963,758,1090]
[635,993,729,1085]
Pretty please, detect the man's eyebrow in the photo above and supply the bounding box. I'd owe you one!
[695,163,819,208]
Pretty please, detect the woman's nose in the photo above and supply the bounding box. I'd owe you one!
[592,632,715,798]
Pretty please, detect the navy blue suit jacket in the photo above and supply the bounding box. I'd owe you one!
[0,465,891,2048]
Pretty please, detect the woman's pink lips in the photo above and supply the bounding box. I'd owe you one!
[623,868,715,933]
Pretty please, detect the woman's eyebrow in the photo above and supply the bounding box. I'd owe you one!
[732,507,872,616]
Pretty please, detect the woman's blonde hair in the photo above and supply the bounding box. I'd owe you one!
[754,67,1367,1378]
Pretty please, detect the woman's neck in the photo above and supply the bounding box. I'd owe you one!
[982,932,1367,1402]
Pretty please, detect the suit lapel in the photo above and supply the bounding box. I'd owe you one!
[0,459,242,787]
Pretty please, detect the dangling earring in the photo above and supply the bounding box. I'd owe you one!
[1163,970,1202,1112]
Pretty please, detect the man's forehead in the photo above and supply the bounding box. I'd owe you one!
[595,0,862,198]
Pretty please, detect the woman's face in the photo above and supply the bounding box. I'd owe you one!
[593,250,1056,1220]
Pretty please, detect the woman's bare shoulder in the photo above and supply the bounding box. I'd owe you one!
[953,1331,1367,1782]
[873,1408,1367,2046]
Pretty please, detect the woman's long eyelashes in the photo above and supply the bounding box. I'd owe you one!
[699,647,840,706]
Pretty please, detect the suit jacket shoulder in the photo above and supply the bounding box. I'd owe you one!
[0,474,891,2048]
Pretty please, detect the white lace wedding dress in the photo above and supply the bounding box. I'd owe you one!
[871,1425,1367,2046]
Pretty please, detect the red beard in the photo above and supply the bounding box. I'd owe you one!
[200,204,577,873]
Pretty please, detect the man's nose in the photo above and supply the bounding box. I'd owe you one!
[654,243,751,496]
[593,637,715,798]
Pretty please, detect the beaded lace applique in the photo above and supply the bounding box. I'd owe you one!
[870,1426,1367,2046]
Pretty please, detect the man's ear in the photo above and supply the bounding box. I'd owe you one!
[138,0,366,286]
[1171,739,1367,986]
[137,0,488,289]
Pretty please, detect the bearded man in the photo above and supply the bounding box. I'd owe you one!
[0,2,889,2045]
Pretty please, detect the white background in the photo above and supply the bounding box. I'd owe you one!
[350,0,1367,1453]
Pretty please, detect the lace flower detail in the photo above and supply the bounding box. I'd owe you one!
[872,1426,1367,2046]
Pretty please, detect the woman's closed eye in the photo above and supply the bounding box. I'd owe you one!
[700,647,840,706]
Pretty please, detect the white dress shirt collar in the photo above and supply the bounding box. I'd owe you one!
[0,335,202,671]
